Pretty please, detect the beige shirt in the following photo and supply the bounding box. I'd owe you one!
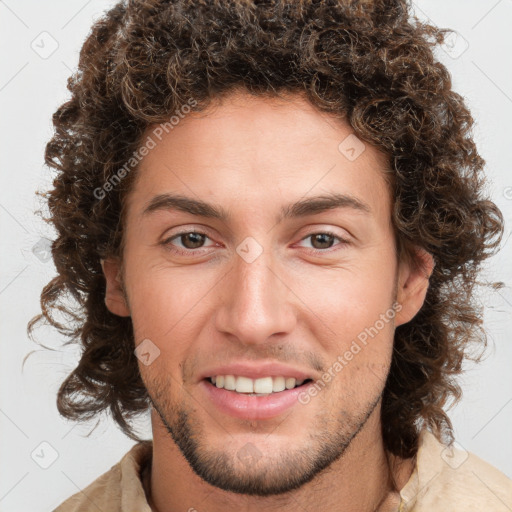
[54,429,512,511]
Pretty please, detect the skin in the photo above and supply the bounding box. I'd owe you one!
[102,89,434,512]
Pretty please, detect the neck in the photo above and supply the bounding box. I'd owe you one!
[145,407,415,512]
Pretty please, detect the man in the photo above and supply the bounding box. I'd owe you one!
[29,0,511,510]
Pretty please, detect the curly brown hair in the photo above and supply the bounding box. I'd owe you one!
[28,0,504,458]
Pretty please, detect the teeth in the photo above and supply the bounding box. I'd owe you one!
[224,375,236,391]
[285,377,296,389]
[236,376,254,393]
[272,376,286,392]
[254,377,273,394]
[210,375,308,394]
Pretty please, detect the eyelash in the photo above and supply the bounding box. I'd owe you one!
[161,229,349,257]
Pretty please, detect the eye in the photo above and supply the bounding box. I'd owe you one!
[162,230,216,255]
[174,232,208,249]
[297,231,349,252]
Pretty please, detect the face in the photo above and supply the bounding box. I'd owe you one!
[103,90,432,496]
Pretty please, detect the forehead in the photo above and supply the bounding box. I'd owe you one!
[125,91,392,225]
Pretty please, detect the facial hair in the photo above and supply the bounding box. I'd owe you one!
[146,375,383,497]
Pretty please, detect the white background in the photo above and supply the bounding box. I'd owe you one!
[1,1,511,510]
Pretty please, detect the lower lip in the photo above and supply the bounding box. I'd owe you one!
[201,379,313,420]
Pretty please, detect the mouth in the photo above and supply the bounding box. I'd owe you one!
[205,375,313,396]
[201,376,314,420]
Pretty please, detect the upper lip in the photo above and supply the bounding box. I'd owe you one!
[199,362,315,382]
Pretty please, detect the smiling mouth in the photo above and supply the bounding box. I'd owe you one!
[204,376,313,397]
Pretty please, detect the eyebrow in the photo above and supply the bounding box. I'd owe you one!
[141,192,371,223]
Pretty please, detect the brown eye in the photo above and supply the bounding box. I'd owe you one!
[179,232,206,249]
[309,233,336,250]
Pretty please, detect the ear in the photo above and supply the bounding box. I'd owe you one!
[100,257,131,317]
[394,246,435,327]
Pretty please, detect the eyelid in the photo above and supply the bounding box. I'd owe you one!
[295,230,350,251]
[293,222,352,242]
[161,226,351,256]
[161,229,217,250]
[160,224,216,242]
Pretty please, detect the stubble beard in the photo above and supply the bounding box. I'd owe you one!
[146,376,383,497]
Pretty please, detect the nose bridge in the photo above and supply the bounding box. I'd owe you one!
[237,254,277,315]
[215,247,296,344]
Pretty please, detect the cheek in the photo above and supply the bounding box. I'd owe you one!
[124,258,218,349]
[295,261,396,336]
[295,261,397,393]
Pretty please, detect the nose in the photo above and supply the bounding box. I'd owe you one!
[214,249,297,346]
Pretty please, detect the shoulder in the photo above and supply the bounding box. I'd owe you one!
[53,441,153,512]
[400,429,512,511]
